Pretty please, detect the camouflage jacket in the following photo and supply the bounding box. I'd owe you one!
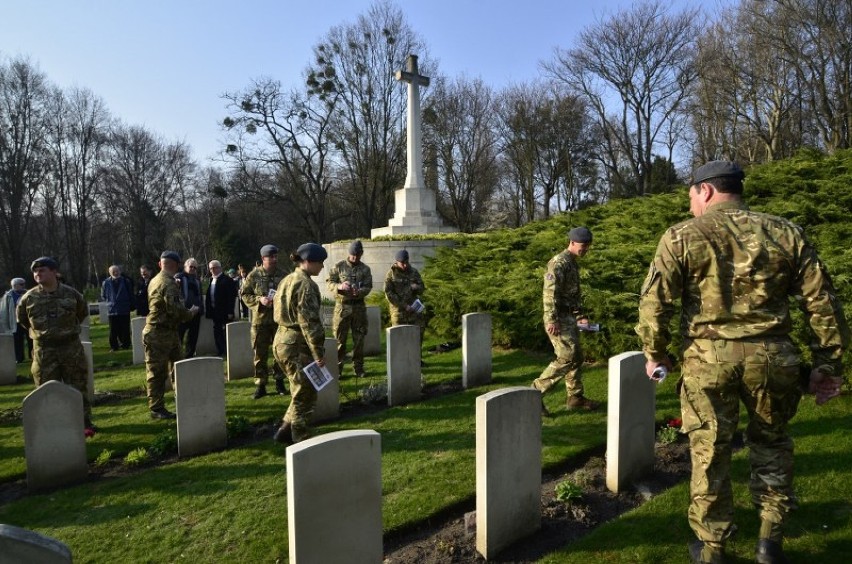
[384,264,424,312]
[636,200,850,369]
[241,265,290,326]
[275,269,325,360]
[16,283,87,343]
[145,271,195,330]
[542,250,584,324]
[326,259,373,303]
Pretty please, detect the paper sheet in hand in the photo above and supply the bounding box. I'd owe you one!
[302,361,334,391]
[411,298,425,314]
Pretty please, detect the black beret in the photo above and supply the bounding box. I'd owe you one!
[348,240,364,255]
[30,256,59,271]
[568,227,593,243]
[296,243,328,262]
[691,160,745,185]
[160,250,181,263]
[395,249,409,262]
[260,244,279,257]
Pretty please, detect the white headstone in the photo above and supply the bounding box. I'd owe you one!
[386,325,421,406]
[313,338,340,422]
[606,351,656,493]
[131,316,146,365]
[371,54,456,237]
[364,306,381,356]
[0,333,16,385]
[81,341,94,403]
[475,387,541,559]
[462,312,492,388]
[287,430,382,564]
[226,321,253,381]
[22,381,88,491]
[78,322,90,342]
[98,302,109,324]
[0,524,73,564]
[195,316,217,356]
[174,357,227,458]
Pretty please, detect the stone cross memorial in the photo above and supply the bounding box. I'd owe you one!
[371,54,455,237]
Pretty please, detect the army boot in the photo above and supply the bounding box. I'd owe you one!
[252,384,267,400]
[755,540,789,564]
[275,378,288,395]
[688,540,725,564]
[273,422,294,445]
[566,395,599,411]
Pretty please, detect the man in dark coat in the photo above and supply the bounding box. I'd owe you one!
[205,259,238,356]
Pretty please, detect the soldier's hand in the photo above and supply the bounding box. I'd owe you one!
[259,296,271,307]
[316,358,326,368]
[410,283,419,291]
[545,322,560,336]
[338,282,350,292]
[189,305,200,315]
[809,368,843,405]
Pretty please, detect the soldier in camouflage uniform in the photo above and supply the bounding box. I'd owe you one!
[16,257,94,433]
[635,161,849,564]
[384,249,426,347]
[272,243,328,445]
[531,227,599,411]
[143,251,198,419]
[241,244,290,399]
[326,240,373,378]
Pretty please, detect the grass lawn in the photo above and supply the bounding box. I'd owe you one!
[1,322,850,562]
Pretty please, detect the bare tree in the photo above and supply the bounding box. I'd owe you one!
[545,0,698,196]
[305,0,433,233]
[44,86,111,287]
[222,77,340,242]
[100,124,194,268]
[0,56,51,279]
[422,76,499,232]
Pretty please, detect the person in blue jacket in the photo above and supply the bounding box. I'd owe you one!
[101,265,135,351]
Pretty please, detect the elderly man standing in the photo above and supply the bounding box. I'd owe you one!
[241,244,290,399]
[143,251,198,419]
[16,257,94,434]
[175,257,204,358]
[1,277,29,363]
[636,161,849,564]
[531,227,599,412]
[326,240,373,378]
[205,259,238,357]
[101,265,134,351]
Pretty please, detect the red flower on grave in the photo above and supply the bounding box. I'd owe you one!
[668,418,682,428]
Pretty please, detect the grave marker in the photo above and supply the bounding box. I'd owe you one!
[81,341,94,403]
[287,430,382,563]
[0,333,16,385]
[22,381,87,491]
[0,524,72,564]
[98,302,109,324]
[462,312,492,388]
[131,316,146,365]
[79,317,90,342]
[475,386,541,559]
[386,325,421,406]
[174,357,227,457]
[606,351,656,493]
[226,321,253,381]
[313,338,340,422]
[364,305,381,356]
[195,316,217,356]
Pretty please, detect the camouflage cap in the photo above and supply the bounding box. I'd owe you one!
[30,256,59,271]
[260,244,279,257]
[160,250,181,263]
[691,160,745,185]
[348,240,364,255]
[395,249,409,262]
[568,227,593,243]
[296,243,327,262]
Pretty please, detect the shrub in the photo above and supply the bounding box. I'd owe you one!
[124,448,151,467]
[656,426,680,445]
[149,429,178,458]
[554,480,583,504]
[94,449,113,467]
[227,415,251,439]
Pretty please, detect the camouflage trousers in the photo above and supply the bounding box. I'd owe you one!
[143,326,183,411]
[333,301,367,375]
[389,308,425,346]
[32,339,91,420]
[252,322,284,386]
[680,338,802,546]
[273,327,318,443]
[532,315,584,398]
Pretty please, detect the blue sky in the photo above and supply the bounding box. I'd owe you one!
[2,0,717,163]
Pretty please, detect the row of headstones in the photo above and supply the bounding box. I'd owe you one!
[17,312,495,492]
[10,351,656,562]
